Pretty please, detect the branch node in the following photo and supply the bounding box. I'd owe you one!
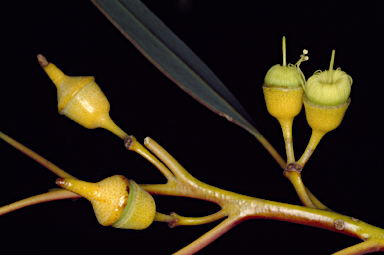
[284,162,302,174]
[167,212,179,228]
[124,135,134,150]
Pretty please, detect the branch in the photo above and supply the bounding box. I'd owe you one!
[332,239,384,255]
[0,131,76,179]
[169,210,227,228]
[0,190,81,216]
[173,216,239,255]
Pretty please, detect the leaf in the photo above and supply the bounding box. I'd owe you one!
[91,0,284,168]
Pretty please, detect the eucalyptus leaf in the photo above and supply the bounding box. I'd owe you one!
[91,0,284,166]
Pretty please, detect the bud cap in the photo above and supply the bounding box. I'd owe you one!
[304,50,352,106]
[305,68,352,106]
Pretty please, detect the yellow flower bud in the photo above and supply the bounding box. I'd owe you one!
[305,69,352,107]
[263,85,304,120]
[56,175,156,230]
[303,50,352,133]
[37,54,128,139]
[304,95,350,134]
[298,50,352,167]
[262,37,308,164]
[264,64,303,87]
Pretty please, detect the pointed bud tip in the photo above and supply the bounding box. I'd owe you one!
[37,54,49,68]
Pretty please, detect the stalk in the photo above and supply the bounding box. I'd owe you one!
[328,50,335,83]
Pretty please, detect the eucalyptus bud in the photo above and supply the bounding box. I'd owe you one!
[298,50,352,167]
[56,175,156,230]
[37,54,128,139]
[262,37,308,164]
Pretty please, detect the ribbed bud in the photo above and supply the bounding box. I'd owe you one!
[305,68,352,106]
[264,64,304,87]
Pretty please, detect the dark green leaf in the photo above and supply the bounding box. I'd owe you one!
[91,0,284,167]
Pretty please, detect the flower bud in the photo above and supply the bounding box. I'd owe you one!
[297,50,352,167]
[263,85,304,120]
[56,175,156,230]
[305,68,352,107]
[262,37,308,164]
[37,54,128,139]
[264,64,304,87]
[263,40,308,119]
[304,95,350,134]
[303,50,352,133]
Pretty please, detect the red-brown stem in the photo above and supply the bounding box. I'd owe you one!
[332,239,384,255]
[0,132,76,179]
[141,181,384,245]
[0,190,81,216]
[244,199,384,241]
[173,216,239,255]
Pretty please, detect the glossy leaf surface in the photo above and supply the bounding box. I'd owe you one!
[91,0,258,135]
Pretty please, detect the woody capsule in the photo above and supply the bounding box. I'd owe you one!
[263,37,308,164]
[297,50,352,167]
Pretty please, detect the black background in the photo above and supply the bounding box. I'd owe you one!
[1,1,384,254]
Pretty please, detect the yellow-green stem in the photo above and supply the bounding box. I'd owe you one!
[102,118,128,140]
[248,129,286,169]
[278,118,295,164]
[282,36,287,66]
[0,190,80,216]
[2,134,384,255]
[170,210,227,228]
[153,212,177,224]
[173,217,239,255]
[144,137,195,182]
[0,131,77,179]
[127,136,174,180]
[305,186,329,210]
[328,50,335,83]
[332,239,384,254]
[297,129,326,167]
[284,171,316,208]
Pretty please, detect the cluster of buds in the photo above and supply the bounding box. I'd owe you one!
[37,37,352,229]
[38,55,156,230]
[262,38,352,168]
[298,50,352,166]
